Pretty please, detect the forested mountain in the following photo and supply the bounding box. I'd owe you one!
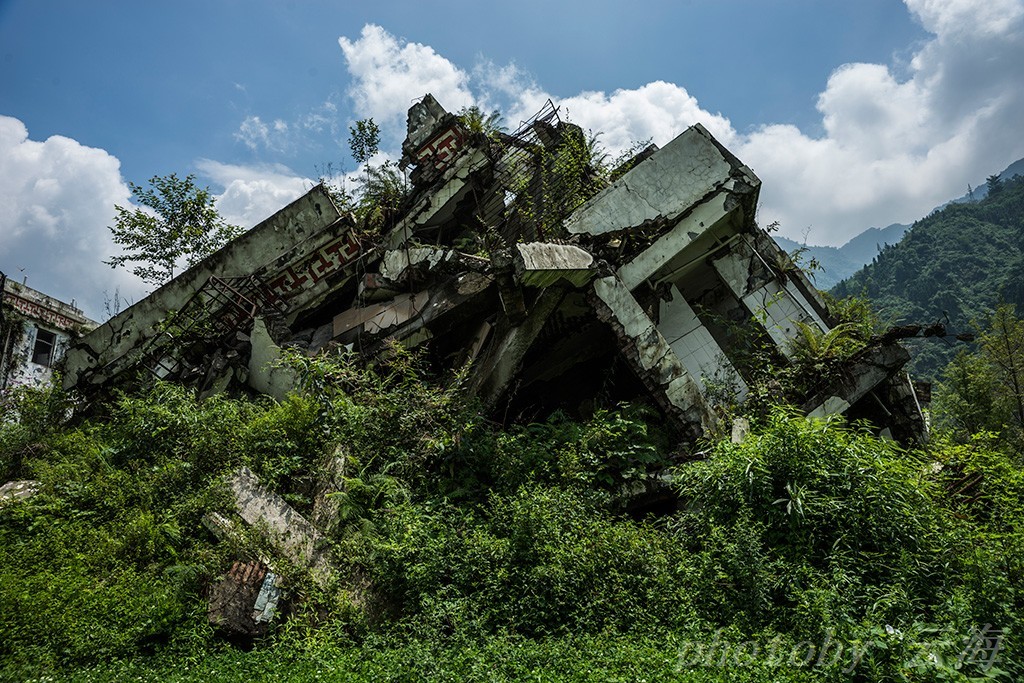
[949,157,1024,203]
[776,223,910,289]
[832,173,1024,380]
[778,157,1024,289]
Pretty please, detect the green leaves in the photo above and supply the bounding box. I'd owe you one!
[455,106,504,137]
[935,304,1024,445]
[105,173,243,286]
[348,118,381,165]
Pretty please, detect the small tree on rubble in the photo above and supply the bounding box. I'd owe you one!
[106,173,242,286]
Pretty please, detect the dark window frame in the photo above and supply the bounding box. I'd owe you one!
[32,328,57,367]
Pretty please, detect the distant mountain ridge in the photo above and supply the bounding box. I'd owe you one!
[775,223,910,289]
[831,171,1024,381]
[775,156,1024,288]
[948,157,1024,204]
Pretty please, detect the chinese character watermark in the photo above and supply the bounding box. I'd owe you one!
[673,625,1006,674]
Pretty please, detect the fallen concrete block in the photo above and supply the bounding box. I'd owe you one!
[0,480,41,505]
[226,467,334,587]
[207,560,283,636]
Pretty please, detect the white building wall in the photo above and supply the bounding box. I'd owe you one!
[658,285,748,399]
[1,279,95,392]
[712,249,829,359]
[2,323,74,389]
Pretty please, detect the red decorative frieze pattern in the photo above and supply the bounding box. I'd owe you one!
[415,126,466,170]
[5,294,79,330]
[267,232,362,297]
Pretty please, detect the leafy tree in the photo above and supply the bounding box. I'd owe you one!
[348,118,380,165]
[934,303,1024,442]
[456,105,505,136]
[981,304,1024,430]
[344,118,409,231]
[987,173,1003,196]
[106,173,242,286]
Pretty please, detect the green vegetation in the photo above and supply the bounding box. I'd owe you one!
[832,173,1024,380]
[106,173,244,286]
[934,304,1024,450]
[317,117,410,236]
[1,333,1021,681]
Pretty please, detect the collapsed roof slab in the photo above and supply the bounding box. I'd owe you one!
[563,123,759,242]
[63,186,342,391]
[513,243,597,288]
[803,343,913,418]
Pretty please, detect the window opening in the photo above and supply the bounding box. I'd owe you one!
[32,328,57,366]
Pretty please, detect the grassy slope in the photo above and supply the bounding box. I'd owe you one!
[2,344,1022,682]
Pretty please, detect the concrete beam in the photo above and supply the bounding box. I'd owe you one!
[616,190,734,290]
[564,124,758,237]
[514,242,596,288]
[226,468,334,587]
[590,275,717,439]
[471,288,566,405]
[803,344,911,418]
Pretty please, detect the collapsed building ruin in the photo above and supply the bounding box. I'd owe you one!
[56,94,932,634]
[62,94,926,446]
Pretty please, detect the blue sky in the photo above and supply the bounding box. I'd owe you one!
[1,0,1023,319]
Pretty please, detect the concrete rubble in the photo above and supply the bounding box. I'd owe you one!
[206,560,282,637]
[62,93,927,448]
[0,479,41,505]
[223,467,336,587]
[203,466,347,635]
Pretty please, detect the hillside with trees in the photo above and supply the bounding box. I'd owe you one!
[832,173,1024,380]
[776,222,910,290]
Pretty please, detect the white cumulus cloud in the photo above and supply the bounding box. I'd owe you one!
[0,116,146,321]
[197,160,314,230]
[336,3,1024,245]
[738,0,1024,244]
[339,24,475,137]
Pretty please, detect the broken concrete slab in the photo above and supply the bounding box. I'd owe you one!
[803,344,912,419]
[332,291,431,340]
[514,242,596,288]
[0,480,41,505]
[564,124,758,237]
[225,467,334,587]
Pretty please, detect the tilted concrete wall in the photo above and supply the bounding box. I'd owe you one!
[63,186,342,391]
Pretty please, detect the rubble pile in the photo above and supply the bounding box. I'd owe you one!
[63,93,926,446]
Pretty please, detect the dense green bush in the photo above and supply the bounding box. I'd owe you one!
[0,349,1021,680]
